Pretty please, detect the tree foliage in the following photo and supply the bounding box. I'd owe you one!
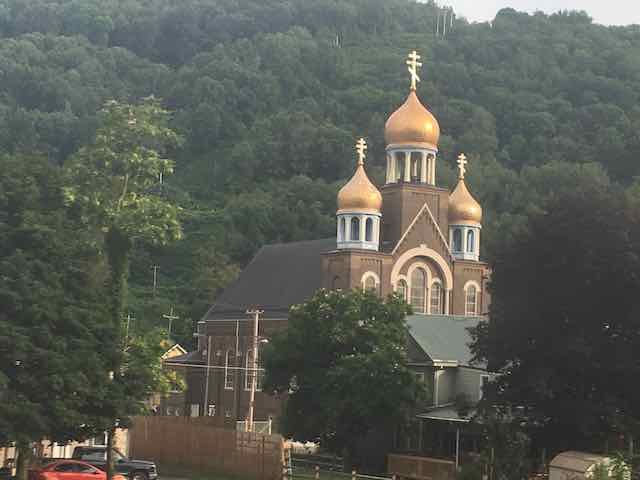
[0,0,639,345]
[263,289,425,466]
[469,183,640,454]
[64,97,182,480]
[0,154,110,478]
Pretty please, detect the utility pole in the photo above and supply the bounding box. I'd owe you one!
[151,265,159,296]
[245,308,263,432]
[162,307,179,337]
[124,313,135,340]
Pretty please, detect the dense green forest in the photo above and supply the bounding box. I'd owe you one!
[3,0,640,347]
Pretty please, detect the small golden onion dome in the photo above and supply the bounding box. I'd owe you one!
[449,179,482,225]
[385,90,440,149]
[337,160,382,215]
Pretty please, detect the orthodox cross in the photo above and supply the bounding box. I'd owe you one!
[457,153,468,179]
[406,50,422,90]
[356,138,367,165]
[163,307,179,337]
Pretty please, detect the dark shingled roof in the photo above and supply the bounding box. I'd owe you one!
[203,238,336,321]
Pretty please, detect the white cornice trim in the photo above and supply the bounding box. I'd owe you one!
[391,203,454,262]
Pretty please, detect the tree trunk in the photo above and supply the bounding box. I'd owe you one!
[15,440,32,480]
[104,227,132,480]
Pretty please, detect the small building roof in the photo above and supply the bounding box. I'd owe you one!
[407,314,484,368]
[161,343,187,360]
[417,405,473,423]
[164,350,205,365]
[203,238,336,321]
[549,451,614,477]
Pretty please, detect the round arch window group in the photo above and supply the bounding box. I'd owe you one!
[394,267,480,316]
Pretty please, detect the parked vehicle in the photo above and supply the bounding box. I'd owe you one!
[71,447,157,480]
[28,460,126,480]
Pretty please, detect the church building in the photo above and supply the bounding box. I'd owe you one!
[167,52,492,455]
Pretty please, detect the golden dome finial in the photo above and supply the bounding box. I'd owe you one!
[336,138,382,214]
[355,137,367,166]
[457,153,468,179]
[406,50,422,91]
[449,154,482,225]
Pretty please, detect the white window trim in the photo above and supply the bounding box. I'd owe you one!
[361,271,380,290]
[395,275,409,301]
[429,279,443,315]
[224,350,234,390]
[463,280,481,316]
[407,262,431,314]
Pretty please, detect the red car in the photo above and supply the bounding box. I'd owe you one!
[30,460,127,480]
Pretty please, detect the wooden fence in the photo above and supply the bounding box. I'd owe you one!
[387,454,455,480]
[129,416,284,480]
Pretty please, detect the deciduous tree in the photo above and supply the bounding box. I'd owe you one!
[263,289,425,469]
[64,97,182,480]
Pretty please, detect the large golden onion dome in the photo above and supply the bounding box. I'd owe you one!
[449,179,482,225]
[385,90,440,149]
[337,159,382,214]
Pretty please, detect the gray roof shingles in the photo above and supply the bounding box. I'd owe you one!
[203,238,336,321]
[407,314,485,367]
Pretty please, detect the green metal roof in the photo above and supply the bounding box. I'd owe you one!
[406,314,484,367]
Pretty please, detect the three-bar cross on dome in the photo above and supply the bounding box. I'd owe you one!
[385,50,440,150]
[336,138,382,214]
[449,153,482,225]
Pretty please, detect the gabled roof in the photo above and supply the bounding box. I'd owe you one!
[162,343,188,360]
[407,314,485,368]
[164,349,205,365]
[203,238,336,321]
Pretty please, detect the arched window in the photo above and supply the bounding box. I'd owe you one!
[467,230,475,253]
[397,280,408,302]
[453,228,462,252]
[364,275,376,291]
[410,268,427,314]
[465,285,478,316]
[365,218,373,242]
[224,350,235,390]
[350,217,360,241]
[339,218,346,241]
[430,281,443,315]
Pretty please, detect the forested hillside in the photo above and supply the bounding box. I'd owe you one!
[3,0,640,346]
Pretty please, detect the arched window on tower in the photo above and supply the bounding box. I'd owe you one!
[465,284,478,316]
[350,217,360,241]
[365,218,373,242]
[467,230,475,253]
[364,275,376,292]
[339,218,346,241]
[430,281,443,315]
[453,228,462,252]
[410,268,426,314]
[397,280,408,302]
